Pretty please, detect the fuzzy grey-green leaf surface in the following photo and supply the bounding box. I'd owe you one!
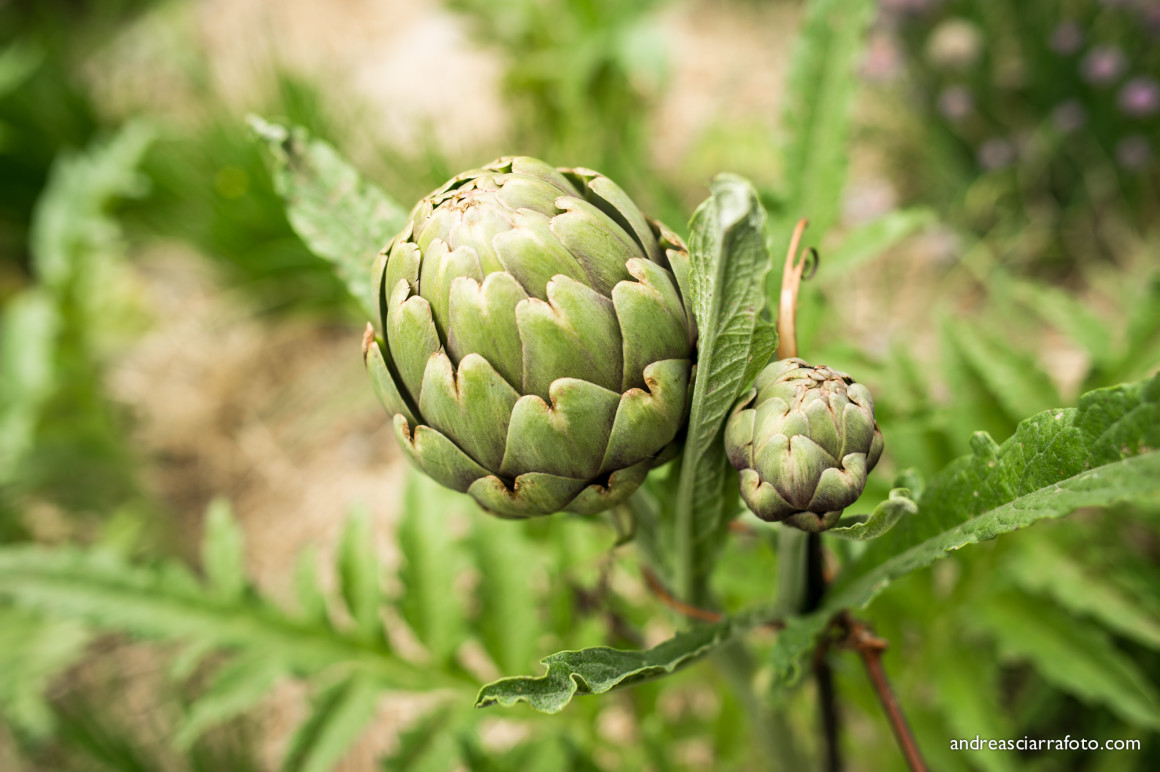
[672,174,773,603]
[249,116,406,320]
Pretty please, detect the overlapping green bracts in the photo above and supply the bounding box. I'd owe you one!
[365,157,697,517]
[724,358,883,532]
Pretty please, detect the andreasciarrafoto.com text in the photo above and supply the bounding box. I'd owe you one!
[950,735,1142,752]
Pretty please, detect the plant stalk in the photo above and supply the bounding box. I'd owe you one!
[806,532,841,772]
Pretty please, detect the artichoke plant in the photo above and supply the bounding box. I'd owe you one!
[364,157,697,517]
[724,358,883,532]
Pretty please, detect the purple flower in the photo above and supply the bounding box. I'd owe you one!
[1082,47,1127,85]
[1116,135,1153,170]
[977,138,1016,170]
[1050,22,1084,55]
[1052,100,1087,134]
[1119,76,1160,117]
[937,85,973,121]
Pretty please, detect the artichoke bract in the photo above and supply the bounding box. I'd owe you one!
[724,358,883,532]
[364,157,697,517]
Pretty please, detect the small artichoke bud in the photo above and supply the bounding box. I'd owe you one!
[724,358,883,532]
[364,157,696,518]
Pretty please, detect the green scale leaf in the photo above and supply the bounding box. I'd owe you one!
[249,116,407,320]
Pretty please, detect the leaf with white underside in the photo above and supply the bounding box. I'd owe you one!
[249,116,407,320]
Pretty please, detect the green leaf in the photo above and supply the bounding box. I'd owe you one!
[775,0,874,240]
[1004,539,1160,650]
[833,377,1160,607]
[739,313,779,394]
[769,376,1160,677]
[293,545,329,628]
[30,121,153,290]
[281,677,381,772]
[973,593,1160,730]
[676,174,772,604]
[249,116,407,320]
[336,506,385,647]
[0,546,439,691]
[201,498,247,602]
[176,653,284,748]
[381,707,461,772]
[397,471,467,665]
[0,607,90,739]
[818,208,934,283]
[826,488,916,541]
[476,605,776,714]
[0,292,60,482]
[943,319,1061,428]
[927,647,1016,772]
[469,515,541,676]
[768,612,831,689]
[0,41,42,98]
[1003,277,1111,367]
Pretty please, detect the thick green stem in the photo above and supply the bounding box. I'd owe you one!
[774,528,809,615]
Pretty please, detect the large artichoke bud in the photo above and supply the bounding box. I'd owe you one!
[364,157,697,518]
[724,358,883,532]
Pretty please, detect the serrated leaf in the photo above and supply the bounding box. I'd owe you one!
[775,0,874,240]
[676,174,772,604]
[201,498,247,602]
[0,607,90,739]
[826,488,916,541]
[817,208,934,283]
[0,546,441,691]
[769,376,1160,679]
[974,593,1160,730]
[943,319,1060,428]
[927,645,1016,772]
[249,116,407,320]
[336,506,385,647]
[469,515,541,676]
[293,545,329,628]
[281,677,381,772]
[476,605,775,714]
[176,653,284,748]
[397,471,467,665]
[1004,539,1160,650]
[768,612,831,689]
[1003,277,1111,366]
[30,121,153,291]
[381,707,460,772]
[0,292,60,481]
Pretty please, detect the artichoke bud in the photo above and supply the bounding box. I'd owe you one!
[364,157,697,518]
[724,358,883,533]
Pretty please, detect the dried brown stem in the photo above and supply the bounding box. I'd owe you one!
[641,567,785,630]
[777,218,812,359]
[642,566,725,622]
[840,615,929,772]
